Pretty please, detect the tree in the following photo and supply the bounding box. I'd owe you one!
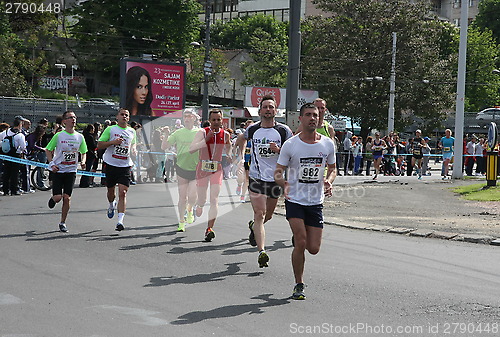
[460,26,500,111]
[301,0,457,137]
[67,0,201,88]
[473,0,500,44]
[0,0,58,96]
[211,15,289,87]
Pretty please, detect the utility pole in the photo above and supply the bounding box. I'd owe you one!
[202,0,212,122]
[285,0,301,131]
[388,32,397,134]
[452,0,469,179]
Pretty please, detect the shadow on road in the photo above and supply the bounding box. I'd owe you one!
[144,262,262,287]
[170,293,291,325]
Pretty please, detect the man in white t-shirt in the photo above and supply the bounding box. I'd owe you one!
[275,103,337,300]
[45,111,87,232]
[98,109,137,231]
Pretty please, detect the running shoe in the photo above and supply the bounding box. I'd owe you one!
[177,221,186,232]
[292,283,306,300]
[59,223,68,233]
[204,228,215,242]
[48,197,56,209]
[236,184,242,195]
[185,209,195,224]
[115,223,124,231]
[258,250,269,268]
[248,220,257,246]
[107,201,117,219]
[240,196,246,203]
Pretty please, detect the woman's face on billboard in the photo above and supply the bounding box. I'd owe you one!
[134,75,149,105]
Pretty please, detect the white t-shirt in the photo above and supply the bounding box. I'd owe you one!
[45,130,87,173]
[99,125,136,167]
[245,121,293,182]
[277,134,336,205]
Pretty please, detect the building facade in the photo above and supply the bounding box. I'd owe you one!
[197,0,482,25]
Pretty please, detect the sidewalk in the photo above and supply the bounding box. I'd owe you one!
[274,164,500,246]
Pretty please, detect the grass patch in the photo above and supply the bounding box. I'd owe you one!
[452,183,500,201]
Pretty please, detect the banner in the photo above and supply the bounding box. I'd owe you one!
[244,87,319,111]
[120,59,186,117]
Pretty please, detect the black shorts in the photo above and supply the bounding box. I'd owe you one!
[244,162,250,171]
[175,164,196,181]
[52,172,76,196]
[104,163,131,188]
[285,200,324,228]
[248,177,282,199]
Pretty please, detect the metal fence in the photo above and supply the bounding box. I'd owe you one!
[0,96,118,125]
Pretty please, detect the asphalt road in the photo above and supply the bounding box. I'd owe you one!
[1,180,500,337]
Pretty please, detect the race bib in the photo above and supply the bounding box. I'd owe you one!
[112,144,129,160]
[413,149,421,155]
[61,151,77,165]
[244,147,251,155]
[299,157,322,184]
[201,160,218,172]
[257,144,276,158]
[444,147,451,152]
[373,146,382,151]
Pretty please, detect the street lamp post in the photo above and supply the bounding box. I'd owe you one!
[388,32,397,134]
[55,63,68,111]
[201,0,212,122]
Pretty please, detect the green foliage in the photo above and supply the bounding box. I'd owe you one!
[211,15,289,87]
[462,26,500,111]
[0,0,58,96]
[473,0,500,44]
[68,0,202,86]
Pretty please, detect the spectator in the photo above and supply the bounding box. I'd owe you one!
[79,124,97,188]
[365,136,373,176]
[1,116,28,196]
[465,135,477,176]
[343,131,353,175]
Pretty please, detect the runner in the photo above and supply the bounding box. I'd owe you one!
[411,129,424,179]
[234,119,254,203]
[245,94,293,267]
[371,132,386,179]
[189,109,232,241]
[97,108,137,231]
[274,102,336,300]
[45,111,87,233]
[438,129,454,179]
[161,109,200,232]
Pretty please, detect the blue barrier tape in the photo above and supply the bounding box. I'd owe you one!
[0,154,105,177]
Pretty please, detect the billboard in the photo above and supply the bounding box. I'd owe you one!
[120,59,186,117]
[244,86,319,110]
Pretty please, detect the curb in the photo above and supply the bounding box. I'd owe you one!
[273,209,499,246]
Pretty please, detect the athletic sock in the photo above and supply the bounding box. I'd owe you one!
[117,213,125,224]
[109,201,115,208]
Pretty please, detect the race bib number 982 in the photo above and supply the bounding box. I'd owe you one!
[299,157,323,184]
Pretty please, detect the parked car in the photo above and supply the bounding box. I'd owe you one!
[476,107,500,127]
[85,98,119,110]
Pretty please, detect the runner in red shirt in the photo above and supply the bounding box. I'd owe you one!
[190,109,232,241]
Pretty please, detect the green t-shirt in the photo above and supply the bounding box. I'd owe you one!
[168,127,199,171]
[317,121,332,138]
